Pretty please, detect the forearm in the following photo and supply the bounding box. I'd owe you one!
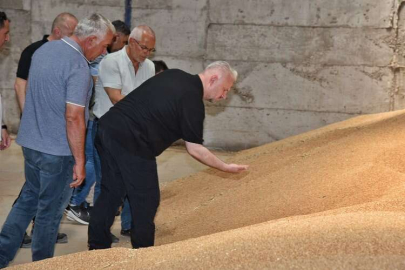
[186,142,228,171]
[105,87,125,104]
[14,78,27,112]
[66,111,86,166]
[109,93,125,104]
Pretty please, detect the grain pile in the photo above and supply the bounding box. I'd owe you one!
[12,110,405,269]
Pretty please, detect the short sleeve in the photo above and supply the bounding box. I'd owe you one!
[66,65,92,107]
[16,48,33,80]
[98,56,122,89]
[179,91,204,144]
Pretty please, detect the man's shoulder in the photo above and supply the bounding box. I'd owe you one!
[103,50,122,62]
[21,38,48,57]
[143,58,155,70]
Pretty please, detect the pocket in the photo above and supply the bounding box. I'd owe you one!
[39,153,65,176]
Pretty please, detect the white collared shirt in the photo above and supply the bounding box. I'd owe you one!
[93,46,155,118]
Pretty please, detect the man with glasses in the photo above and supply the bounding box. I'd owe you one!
[89,25,156,241]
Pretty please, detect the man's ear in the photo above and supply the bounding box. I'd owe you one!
[87,35,98,47]
[128,37,135,47]
[53,27,61,38]
[209,74,218,86]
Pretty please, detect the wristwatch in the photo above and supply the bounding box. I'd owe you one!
[1,125,7,130]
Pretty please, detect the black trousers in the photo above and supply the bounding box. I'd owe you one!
[88,127,160,249]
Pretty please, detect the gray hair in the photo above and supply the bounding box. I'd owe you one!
[205,61,238,81]
[129,25,155,41]
[74,13,116,41]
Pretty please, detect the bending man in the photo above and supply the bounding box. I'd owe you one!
[88,61,248,250]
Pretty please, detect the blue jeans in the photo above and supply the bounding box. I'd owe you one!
[121,199,132,230]
[92,120,132,230]
[70,120,96,206]
[0,147,74,267]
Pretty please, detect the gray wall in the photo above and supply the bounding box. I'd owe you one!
[1,0,405,150]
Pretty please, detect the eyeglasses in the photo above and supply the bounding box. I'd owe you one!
[132,39,156,53]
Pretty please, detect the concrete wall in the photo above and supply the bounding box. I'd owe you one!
[1,0,405,150]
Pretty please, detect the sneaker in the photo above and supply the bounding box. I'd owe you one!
[56,232,68,244]
[120,229,131,237]
[111,233,119,243]
[20,232,31,248]
[65,205,90,225]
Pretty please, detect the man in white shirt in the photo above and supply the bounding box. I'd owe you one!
[93,25,155,117]
[91,25,156,238]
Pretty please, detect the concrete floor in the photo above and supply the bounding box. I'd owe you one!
[0,140,233,267]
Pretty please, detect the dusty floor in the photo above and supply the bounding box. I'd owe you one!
[5,109,405,269]
[0,142,233,268]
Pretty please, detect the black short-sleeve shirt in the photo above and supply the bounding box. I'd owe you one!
[99,69,205,157]
[16,35,49,80]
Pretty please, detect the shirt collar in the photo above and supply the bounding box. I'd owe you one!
[123,45,143,68]
[62,36,84,54]
[42,35,50,42]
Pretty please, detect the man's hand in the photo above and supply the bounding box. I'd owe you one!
[185,141,249,174]
[0,129,11,150]
[70,163,86,188]
[224,163,249,173]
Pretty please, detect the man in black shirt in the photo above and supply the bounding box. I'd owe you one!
[88,61,248,250]
[14,12,78,112]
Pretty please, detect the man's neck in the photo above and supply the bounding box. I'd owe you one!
[66,35,87,55]
[126,46,140,73]
[198,73,209,100]
[47,34,57,41]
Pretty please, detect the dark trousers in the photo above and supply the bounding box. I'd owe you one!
[88,129,160,249]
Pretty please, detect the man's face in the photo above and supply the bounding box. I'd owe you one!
[0,20,10,49]
[206,73,234,102]
[109,32,129,53]
[128,32,155,63]
[84,30,114,61]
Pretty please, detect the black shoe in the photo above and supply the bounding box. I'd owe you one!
[111,233,119,243]
[65,204,90,225]
[56,232,68,244]
[20,232,31,248]
[120,229,131,237]
[28,228,68,245]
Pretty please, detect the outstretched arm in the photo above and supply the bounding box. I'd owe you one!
[185,141,248,173]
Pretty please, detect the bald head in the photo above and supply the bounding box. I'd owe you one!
[199,61,238,102]
[50,12,78,40]
[127,25,156,64]
[129,25,155,41]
